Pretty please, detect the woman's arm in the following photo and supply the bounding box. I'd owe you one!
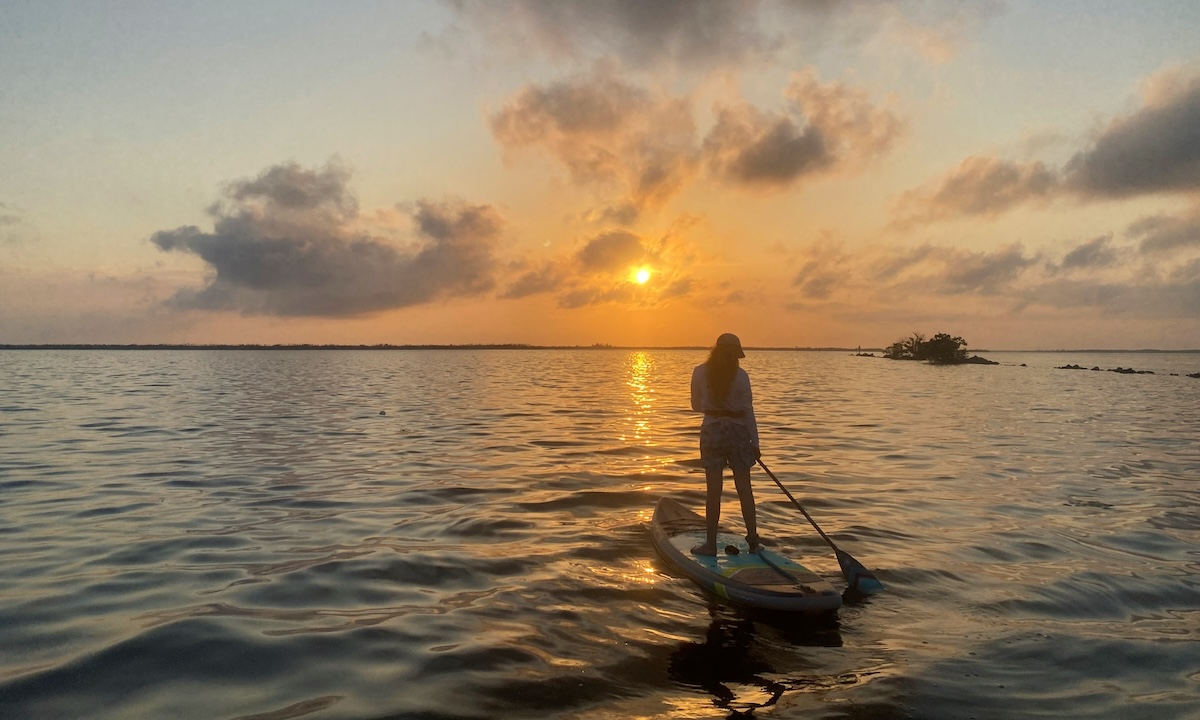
[739,370,760,448]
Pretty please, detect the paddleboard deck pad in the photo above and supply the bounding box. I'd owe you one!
[652,496,842,613]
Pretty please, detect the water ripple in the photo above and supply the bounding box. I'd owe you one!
[0,349,1198,718]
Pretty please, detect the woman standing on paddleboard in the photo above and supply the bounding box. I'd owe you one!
[690,333,761,556]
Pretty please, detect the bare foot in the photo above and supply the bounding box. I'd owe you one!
[746,534,764,553]
[690,542,718,556]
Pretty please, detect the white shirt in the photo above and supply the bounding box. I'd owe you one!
[691,363,759,447]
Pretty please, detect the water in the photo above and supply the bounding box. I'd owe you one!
[1,349,1198,719]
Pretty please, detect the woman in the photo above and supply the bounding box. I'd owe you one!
[690,333,761,555]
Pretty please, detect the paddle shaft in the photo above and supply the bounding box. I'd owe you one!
[757,459,884,594]
[757,460,838,551]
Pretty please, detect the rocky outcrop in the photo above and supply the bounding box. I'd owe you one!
[1057,364,1162,375]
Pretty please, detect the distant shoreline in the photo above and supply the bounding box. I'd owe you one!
[1,344,1198,353]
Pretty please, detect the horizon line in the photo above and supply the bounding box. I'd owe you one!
[2,344,1198,353]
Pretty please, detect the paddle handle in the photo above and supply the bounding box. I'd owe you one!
[757,460,838,551]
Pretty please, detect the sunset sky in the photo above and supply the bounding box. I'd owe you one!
[3,1,1199,349]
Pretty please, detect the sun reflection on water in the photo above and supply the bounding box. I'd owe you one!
[625,351,655,446]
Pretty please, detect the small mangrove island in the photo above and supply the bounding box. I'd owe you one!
[880,332,997,365]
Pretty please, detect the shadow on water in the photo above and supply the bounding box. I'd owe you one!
[667,601,843,719]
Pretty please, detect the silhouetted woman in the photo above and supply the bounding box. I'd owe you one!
[690,333,761,555]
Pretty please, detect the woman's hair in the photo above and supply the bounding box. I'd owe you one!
[705,344,739,405]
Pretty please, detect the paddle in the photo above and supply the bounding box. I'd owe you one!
[757,460,884,595]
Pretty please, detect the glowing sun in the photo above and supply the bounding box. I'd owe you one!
[633,267,651,285]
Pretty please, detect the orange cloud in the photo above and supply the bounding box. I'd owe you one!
[499,219,703,309]
[488,67,699,223]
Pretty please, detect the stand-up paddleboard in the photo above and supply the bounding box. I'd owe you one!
[652,496,842,613]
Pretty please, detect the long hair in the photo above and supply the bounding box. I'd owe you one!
[705,345,739,406]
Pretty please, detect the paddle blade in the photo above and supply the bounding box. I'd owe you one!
[836,549,884,594]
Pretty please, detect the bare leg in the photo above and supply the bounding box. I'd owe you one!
[691,465,723,555]
[732,466,758,551]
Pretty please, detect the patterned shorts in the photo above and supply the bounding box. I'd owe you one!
[699,420,756,472]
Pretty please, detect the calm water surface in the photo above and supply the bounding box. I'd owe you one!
[1,349,1198,719]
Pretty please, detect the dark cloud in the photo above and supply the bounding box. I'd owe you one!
[1127,211,1200,255]
[489,72,651,146]
[1022,276,1200,318]
[1065,75,1200,198]
[501,261,567,299]
[785,234,1198,324]
[558,284,636,309]
[1171,258,1200,283]
[447,0,994,72]
[448,0,775,71]
[802,242,1040,301]
[705,70,903,188]
[151,162,501,317]
[226,161,357,213]
[791,244,851,299]
[869,244,939,281]
[705,106,830,186]
[576,230,650,271]
[1053,234,1119,273]
[940,243,1040,295]
[894,156,1058,227]
[895,71,1200,226]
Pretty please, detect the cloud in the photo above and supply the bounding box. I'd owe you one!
[501,261,568,300]
[880,1,1005,64]
[1127,208,1200,255]
[939,243,1041,294]
[576,230,651,271]
[489,67,699,221]
[785,234,1200,323]
[1020,276,1200,319]
[1065,70,1200,198]
[151,162,502,317]
[1057,234,1119,271]
[447,0,993,71]
[788,241,1043,307]
[498,224,696,308]
[558,285,637,309]
[705,69,904,189]
[897,67,1200,227]
[704,105,830,187]
[893,156,1059,227]
[0,202,30,245]
[448,0,779,72]
[490,68,900,217]
[791,242,851,299]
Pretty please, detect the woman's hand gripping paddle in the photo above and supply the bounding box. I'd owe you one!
[757,460,884,595]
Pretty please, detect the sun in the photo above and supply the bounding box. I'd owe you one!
[633,267,651,285]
